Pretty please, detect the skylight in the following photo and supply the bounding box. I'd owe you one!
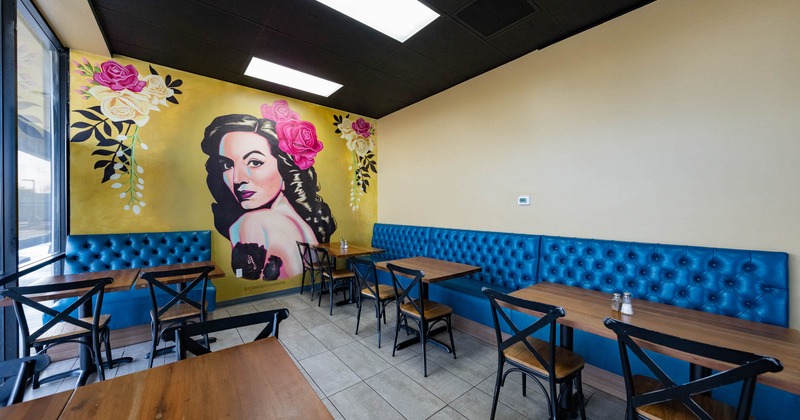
[244,58,343,97]
[315,0,439,42]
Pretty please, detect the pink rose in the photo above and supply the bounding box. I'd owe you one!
[261,100,299,123]
[93,61,146,92]
[275,120,323,170]
[351,117,371,138]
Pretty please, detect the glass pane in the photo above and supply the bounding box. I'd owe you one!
[17,11,57,282]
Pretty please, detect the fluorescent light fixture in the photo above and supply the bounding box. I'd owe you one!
[316,0,439,42]
[244,57,343,97]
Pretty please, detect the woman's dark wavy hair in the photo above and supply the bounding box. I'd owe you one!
[200,114,336,243]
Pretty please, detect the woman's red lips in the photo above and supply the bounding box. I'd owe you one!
[239,190,255,199]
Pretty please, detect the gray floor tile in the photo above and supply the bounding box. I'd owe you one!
[365,367,446,420]
[448,387,527,420]
[300,351,362,396]
[427,406,469,420]
[397,355,472,404]
[426,348,494,386]
[309,322,356,350]
[329,382,404,420]
[332,340,393,380]
[294,307,333,329]
[280,328,329,360]
[322,397,346,420]
[585,388,626,419]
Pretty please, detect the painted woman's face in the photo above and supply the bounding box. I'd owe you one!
[219,131,282,210]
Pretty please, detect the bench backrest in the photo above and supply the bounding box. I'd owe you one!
[65,231,212,274]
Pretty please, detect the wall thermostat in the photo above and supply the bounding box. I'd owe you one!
[517,195,530,206]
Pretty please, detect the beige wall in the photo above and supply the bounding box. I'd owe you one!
[378,0,800,328]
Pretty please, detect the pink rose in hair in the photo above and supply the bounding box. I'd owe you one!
[275,120,323,170]
[351,117,371,138]
[93,61,146,92]
[261,100,300,123]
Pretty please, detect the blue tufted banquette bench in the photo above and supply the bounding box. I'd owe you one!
[47,231,217,330]
[371,223,793,417]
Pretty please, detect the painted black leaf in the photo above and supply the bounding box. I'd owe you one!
[94,159,110,169]
[74,109,103,121]
[149,65,158,75]
[101,164,115,183]
[89,105,102,113]
[167,96,179,105]
[366,152,374,159]
[97,137,119,147]
[369,162,377,172]
[102,121,112,136]
[361,172,371,179]
[71,129,92,142]
[172,88,182,95]
[169,79,183,87]
[71,121,92,129]
[113,121,123,132]
[91,149,115,156]
[165,75,172,86]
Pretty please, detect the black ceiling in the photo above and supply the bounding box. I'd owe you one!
[89,0,655,119]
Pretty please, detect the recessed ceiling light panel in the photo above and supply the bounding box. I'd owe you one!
[244,57,343,97]
[316,0,439,42]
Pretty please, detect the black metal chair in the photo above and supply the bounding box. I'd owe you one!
[140,265,214,368]
[161,308,290,360]
[603,317,783,420]
[1,277,113,388]
[483,287,587,420]
[316,248,355,315]
[351,258,396,348]
[388,263,456,377]
[296,241,320,299]
[0,354,50,406]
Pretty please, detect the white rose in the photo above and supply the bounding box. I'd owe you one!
[89,86,153,126]
[352,137,374,157]
[140,74,174,106]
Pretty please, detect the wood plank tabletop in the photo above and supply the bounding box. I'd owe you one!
[0,267,140,307]
[506,282,800,395]
[135,260,226,287]
[59,337,332,419]
[0,390,72,420]
[313,242,385,258]
[375,256,481,283]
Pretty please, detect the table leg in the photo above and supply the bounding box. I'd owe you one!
[392,282,454,354]
[333,256,357,306]
[557,325,578,419]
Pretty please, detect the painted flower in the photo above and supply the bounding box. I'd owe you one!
[88,86,152,126]
[261,100,300,123]
[93,60,146,92]
[140,74,174,106]
[275,120,324,170]
[351,137,374,157]
[338,117,357,144]
[352,117,371,138]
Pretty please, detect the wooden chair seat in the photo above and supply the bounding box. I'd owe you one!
[34,315,111,343]
[152,302,206,322]
[322,268,354,280]
[361,284,395,300]
[400,299,452,319]
[633,375,740,420]
[504,336,585,380]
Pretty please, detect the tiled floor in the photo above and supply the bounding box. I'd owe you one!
[24,292,626,419]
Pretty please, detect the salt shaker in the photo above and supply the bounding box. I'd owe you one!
[339,237,345,248]
[620,292,634,315]
[611,293,622,311]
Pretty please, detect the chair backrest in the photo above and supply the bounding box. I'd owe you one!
[386,263,425,316]
[351,257,380,299]
[315,248,335,275]
[140,265,214,318]
[603,317,783,420]
[161,308,290,359]
[296,241,315,269]
[1,277,113,347]
[0,354,50,406]
[482,287,566,378]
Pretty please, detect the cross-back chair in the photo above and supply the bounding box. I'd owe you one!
[0,354,51,406]
[604,317,783,420]
[296,241,320,299]
[140,265,215,368]
[162,308,290,360]
[483,287,587,420]
[351,257,396,348]
[315,247,355,316]
[388,263,456,377]
[1,277,113,387]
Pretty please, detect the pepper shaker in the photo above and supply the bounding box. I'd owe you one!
[611,293,622,311]
[620,292,634,315]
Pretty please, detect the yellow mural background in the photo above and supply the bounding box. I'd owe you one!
[69,50,378,302]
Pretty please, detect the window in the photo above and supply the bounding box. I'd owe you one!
[1,0,67,360]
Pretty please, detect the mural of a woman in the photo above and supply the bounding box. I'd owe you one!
[201,110,336,280]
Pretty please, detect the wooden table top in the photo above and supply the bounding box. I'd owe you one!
[135,260,226,288]
[313,242,385,258]
[59,337,332,419]
[506,282,800,395]
[0,390,72,420]
[0,267,141,307]
[376,256,482,283]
